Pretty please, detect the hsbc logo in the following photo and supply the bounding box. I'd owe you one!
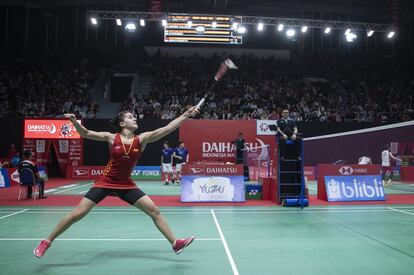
[73,168,90,178]
[339,166,354,175]
[190,167,204,174]
[339,166,369,175]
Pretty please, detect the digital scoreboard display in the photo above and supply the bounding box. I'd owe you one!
[164,14,243,44]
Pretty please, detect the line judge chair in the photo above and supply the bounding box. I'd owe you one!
[18,168,39,201]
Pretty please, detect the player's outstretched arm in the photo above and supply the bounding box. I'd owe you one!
[139,107,199,146]
[64,113,114,142]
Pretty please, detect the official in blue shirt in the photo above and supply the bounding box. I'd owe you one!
[161,141,174,185]
[173,141,189,185]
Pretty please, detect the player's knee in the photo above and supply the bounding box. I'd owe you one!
[69,209,87,222]
[149,206,161,218]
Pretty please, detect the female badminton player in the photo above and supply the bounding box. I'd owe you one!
[33,107,199,258]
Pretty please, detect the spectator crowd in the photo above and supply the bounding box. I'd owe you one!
[0,50,412,122]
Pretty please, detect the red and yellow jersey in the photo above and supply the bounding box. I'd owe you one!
[93,133,141,189]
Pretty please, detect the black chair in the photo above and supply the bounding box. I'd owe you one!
[18,168,39,201]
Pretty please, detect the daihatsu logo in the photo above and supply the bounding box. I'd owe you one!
[74,169,90,177]
[190,168,204,174]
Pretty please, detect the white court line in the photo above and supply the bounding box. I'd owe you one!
[44,189,58,193]
[9,209,405,214]
[0,209,405,214]
[13,211,214,214]
[0,209,29,220]
[211,209,239,275]
[60,184,78,189]
[1,206,414,212]
[0,238,220,241]
[53,183,92,194]
[388,207,414,216]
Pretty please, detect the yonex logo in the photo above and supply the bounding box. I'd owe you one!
[190,167,204,174]
[339,166,354,175]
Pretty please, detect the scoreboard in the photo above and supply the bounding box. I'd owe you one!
[164,14,243,44]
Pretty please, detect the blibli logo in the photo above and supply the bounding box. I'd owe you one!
[340,178,384,198]
[325,176,385,201]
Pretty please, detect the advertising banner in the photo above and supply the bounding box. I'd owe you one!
[0,169,10,188]
[325,175,385,201]
[181,175,245,202]
[182,164,243,176]
[304,166,316,181]
[66,166,105,179]
[256,120,278,135]
[24,119,81,139]
[68,139,83,167]
[66,166,161,180]
[131,166,161,180]
[180,120,275,163]
[317,164,381,201]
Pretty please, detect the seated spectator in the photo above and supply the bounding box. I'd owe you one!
[18,150,47,199]
[10,152,21,168]
[358,156,372,165]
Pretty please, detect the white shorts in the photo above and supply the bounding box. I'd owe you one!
[162,163,173,173]
[175,163,186,172]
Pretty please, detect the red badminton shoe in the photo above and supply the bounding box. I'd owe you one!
[33,239,51,258]
[172,236,194,255]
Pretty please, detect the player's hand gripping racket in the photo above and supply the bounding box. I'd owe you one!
[195,58,238,110]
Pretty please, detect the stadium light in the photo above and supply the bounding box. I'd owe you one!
[367,30,374,37]
[387,31,395,39]
[258,23,264,31]
[212,21,217,28]
[195,25,205,33]
[277,24,284,31]
[345,32,357,42]
[125,23,136,31]
[301,26,308,33]
[286,29,296,37]
[232,22,238,30]
[162,19,167,27]
[140,19,145,27]
[91,18,97,25]
[324,27,331,34]
[116,19,122,26]
[345,29,351,35]
[237,26,246,33]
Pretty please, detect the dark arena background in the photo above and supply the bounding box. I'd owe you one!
[0,1,414,274]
